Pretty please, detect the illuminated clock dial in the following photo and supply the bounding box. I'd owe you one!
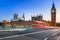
[52,10,54,13]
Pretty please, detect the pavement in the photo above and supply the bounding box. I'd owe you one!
[0,28,60,40]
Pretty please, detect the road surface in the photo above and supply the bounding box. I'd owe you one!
[0,28,60,40]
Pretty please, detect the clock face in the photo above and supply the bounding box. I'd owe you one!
[52,10,54,13]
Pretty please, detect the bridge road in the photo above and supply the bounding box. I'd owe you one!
[0,28,60,40]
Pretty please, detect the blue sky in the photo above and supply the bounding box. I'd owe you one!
[0,0,60,22]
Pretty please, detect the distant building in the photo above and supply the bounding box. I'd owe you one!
[4,21,32,27]
[31,14,43,21]
[14,13,18,21]
[3,2,57,27]
[31,2,57,27]
[51,3,56,27]
[3,13,32,27]
[3,20,7,23]
[11,13,25,22]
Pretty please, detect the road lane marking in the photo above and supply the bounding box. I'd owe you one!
[57,36,60,40]
[52,32,58,36]
[52,29,59,36]
[0,35,20,39]
[44,37,48,40]
[0,29,57,39]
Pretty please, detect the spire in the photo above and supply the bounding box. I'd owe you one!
[22,13,24,18]
[22,13,25,20]
[52,2,55,8]
[22,13,25,18]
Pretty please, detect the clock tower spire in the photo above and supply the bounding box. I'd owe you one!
[51,2,56,27]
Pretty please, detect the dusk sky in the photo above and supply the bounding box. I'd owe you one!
[0,0,60,22]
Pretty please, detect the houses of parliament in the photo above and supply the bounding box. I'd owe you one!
[3,3,56,27]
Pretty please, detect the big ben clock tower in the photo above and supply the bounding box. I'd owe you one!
[51,3,56,27]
